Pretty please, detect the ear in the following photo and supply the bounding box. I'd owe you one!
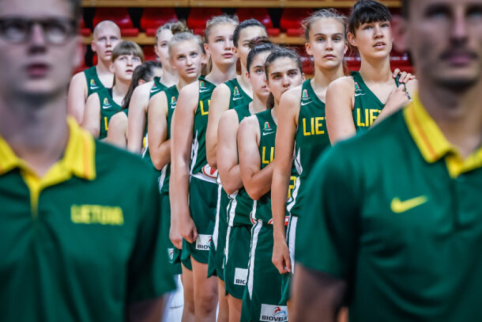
[233,46,240,58]
[154,44,160,57]
[301,73,306,82]
[344,41,349,55]
[109,61,115,73]
[391,15,409,53]
[347,32,357,48]
[91,39,97,53]
[245,70,250,79]
[305,42,313,56]
[204,42,211,56]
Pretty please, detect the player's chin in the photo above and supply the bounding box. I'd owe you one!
[436,72,480,91]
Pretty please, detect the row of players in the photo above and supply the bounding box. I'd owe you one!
[67,1,415,321]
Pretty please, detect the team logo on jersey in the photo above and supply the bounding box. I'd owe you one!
[260,304,288,322]
[234,268,248,286]
[302,89,309,99]
[354,82,365,97]
[301,88,312,106]
[171,96,177,108]
[195,234,211,251]
[202,164,218,179]
[264,122,271,130]
[233,86,243,101]
[89,79,99,90]
[262,121,274,136]
[102,97,112,109]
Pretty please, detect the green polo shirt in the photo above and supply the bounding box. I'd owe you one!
[0,118,175,321]
[296,95,482,321]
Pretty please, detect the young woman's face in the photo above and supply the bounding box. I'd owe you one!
[306,18,347,70]
[247,51,271,99]
[349,20,393,59]
[155,29,174,67]
[170,39,203,82]
[266,57,303,103]
[205,23,237,66]
[235,26,267,67]
[111,54,143,82]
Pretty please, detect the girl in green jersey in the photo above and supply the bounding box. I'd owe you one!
[170,15,239,322]
[82,41,143,139]
[218,41,276,322]
[238,48,303,322]
[271,10,348,312]
[106,61,162,148]
[127,22,187,153]
[326,0,417,144]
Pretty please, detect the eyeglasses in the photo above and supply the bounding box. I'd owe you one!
[0,17,78,45]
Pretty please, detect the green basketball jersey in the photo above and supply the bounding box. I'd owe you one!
[227,105,255,227]
[191,77,218,181]
[225,78,252,110]
[150,77,167,99]
[289,80,331,217]
[98,88,122,140]
[351,71,400,132]
[84,66,106,97]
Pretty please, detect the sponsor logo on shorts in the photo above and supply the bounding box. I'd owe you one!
[196,234,211,251]
[202,164,218,179]
[234,268,248,286]
[267,216,290,226]
[260,304,288,321]
[168,248,174,261]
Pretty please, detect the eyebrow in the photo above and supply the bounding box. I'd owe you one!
[313,33,344,37]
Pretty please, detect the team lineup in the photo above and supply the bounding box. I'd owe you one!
[1,0,481,321]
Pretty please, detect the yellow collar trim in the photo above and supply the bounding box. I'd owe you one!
[404,94,482,178]
[0,117,96,180]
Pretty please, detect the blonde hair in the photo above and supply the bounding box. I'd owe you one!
[302,9,347,41]
[169,32,203,56]
[204,15,239,43]
[155,21,189,42]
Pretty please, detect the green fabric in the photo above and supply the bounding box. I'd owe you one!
[224,225,251,299]
[84,66,106,97]
[191,76,217,176]
[351,71,399,132]
[207,184,229,281]
[149,77,168,99]
[97,88,122,140]
[296,109,482,321]
[289,79,331,218]
[225,78,252,109]
[0,140,175,321]
[161,191,182,275]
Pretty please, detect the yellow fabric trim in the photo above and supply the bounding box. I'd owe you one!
[404,94,482,178]
[0,117,96,215]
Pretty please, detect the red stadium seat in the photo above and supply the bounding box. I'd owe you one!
[236,8,280,37]
[141,8,178,38]
[80,16,91,37]
[300,55,314,75]
[280,8,313,37]
[143,46,157,61]
[93,8,139,37]
[187,8,223,36]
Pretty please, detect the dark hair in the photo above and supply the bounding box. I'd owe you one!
[264,48,302,109]
[402,0,410,18]
[302,9,347,41]
[233,19,267,48]
[246,38,275,72]
[112,41,145,62]
[348,0,392,35]
[122,61,162,110]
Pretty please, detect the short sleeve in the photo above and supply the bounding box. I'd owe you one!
[295,143,361,282]
[127,170,176,303]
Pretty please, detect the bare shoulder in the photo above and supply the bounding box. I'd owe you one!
[178,81,200,107]
[111,111,127,123]
[280,85,302,107]
[220,109,238,125]
[133,80,155,98]
[70,71,87,86]
[240,115,259,132]
[329,76,355,91]
[213,83,231,96]
[86,92,100,105]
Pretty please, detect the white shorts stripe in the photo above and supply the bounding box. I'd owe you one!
[247,220,262,299]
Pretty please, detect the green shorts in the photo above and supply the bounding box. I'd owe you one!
[280,215,298,304]
[182,176,218,264]
[241,220,288,322]
[224,224,251,299]
[173,247,192,271]
[161,192,182,275]
[207,185,229,281]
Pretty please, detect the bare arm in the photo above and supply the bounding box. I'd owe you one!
[271,89,300,274]
[206,84,231,169]
[148,92,170,171]
[67,72,88,123]
[127,82,153,153]
[170,82,199,244]
[325,77,356,144]
[128,296,166,322]
[291,265,347,322]
[238,116,274,200]
[217,110,243,195]
[81,93,101,138]
[106,112,128,148]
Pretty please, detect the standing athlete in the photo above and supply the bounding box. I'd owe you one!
[218,41,276,322]
[127,22,186,154]
[205,19,268,319]
[68,20,121,123]
[82,41,144,139]
[148,31,205,322]
[170,15,239,322]
[271,9,347,315]
[238,48,303,322]
[293,0,482,321]
[325,0,416,144]
[0,0,175,320]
